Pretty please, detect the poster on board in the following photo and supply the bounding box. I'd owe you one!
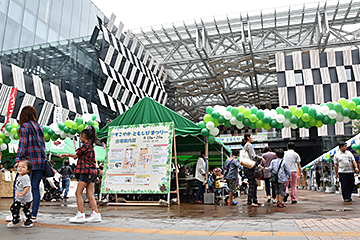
[101,122,173,194]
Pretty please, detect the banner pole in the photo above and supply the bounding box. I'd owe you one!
[173,123,180,204]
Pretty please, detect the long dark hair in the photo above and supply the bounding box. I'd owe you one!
[81,126,100,145]
[18,106,38,134]
[240,133,251,146]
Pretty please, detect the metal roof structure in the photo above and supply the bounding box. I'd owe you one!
[131,0,360,122]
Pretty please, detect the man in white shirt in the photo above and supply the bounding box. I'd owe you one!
[195,151,206,204]
[334,141,359,202]
[284,142,302,204]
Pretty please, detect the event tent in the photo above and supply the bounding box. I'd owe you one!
[97,97,231,158]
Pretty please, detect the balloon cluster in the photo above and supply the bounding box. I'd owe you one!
[351,143,360,155]
[198,97,360,144]
[43,114,99,142]
[0,114,98,151]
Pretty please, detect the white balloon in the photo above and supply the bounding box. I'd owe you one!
[210,127,219,136]
[283,119,291,127]
[49,123,58,131]
[263,109,270,117]
[224,111,232,120]
[270,110,277,119]
[320,105,329,115]
[236,122,244,129]
[0,143,7,150]
[206,121,215,130]
[83,113,92,122]
[54,128,62,135]
[343,117,351,123]
[336,113,344,122]
[60,132,67,138]
[328,110,337,119]
[230,117,237,125]
[68,134,75,138]
[276,114,285,123]
[291,124,298,129]
[5,131,11,137]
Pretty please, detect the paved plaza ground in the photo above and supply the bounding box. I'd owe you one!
[0,189,360,239]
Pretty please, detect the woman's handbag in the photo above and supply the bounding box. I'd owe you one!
[239,145,256,169]
[253,165,263,179]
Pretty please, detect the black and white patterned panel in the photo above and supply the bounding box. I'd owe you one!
[276,47,358,137]
[0,62,100,125]
[96,16,168,113]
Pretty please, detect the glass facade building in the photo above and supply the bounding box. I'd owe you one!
[0,0,104,52]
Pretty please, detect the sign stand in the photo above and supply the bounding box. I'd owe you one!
[102,123,180,207]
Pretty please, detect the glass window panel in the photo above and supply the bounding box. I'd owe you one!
[23,10,36,31]
[0,13,5,51]
[80,0,89,36]
[25,0,39,14]
[294,72,303,85]
[20,26,34,47]
[70,0,81,38]
[345,68,352,81]
[49,0,62,30]
[48,27,58,42]
[38,0,50,23]
[36,19,47,40]
[8,0,23,23]
[0,0,9,14]
[34,35,45,45]
[3,18,20,50]
[60,0,72,39]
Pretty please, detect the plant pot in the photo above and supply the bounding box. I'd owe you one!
[325,186,335,193]
[318,187,325,192]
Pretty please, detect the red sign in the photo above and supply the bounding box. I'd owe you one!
[1,87,17,131]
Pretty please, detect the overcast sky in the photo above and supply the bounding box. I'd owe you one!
[91,0,332,31]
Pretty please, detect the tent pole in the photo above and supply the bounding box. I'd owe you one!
[221,146,224,168]
[173,124,180,205]
[205,137,209,190]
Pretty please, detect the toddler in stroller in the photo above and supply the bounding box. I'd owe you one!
[42,172,62,202]
[212,168,229,204]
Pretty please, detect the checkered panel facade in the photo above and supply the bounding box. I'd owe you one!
[96,17,168,114]
[276,47,358,137]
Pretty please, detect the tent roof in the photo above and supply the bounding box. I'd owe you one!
[98,97,202,139]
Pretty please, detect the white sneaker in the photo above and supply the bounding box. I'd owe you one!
[69,211,85,223]
[86,211,101,222]
[5,215,12,222]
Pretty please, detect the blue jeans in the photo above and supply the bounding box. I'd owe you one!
[61,178,71,197]
[30,170,44,217]
[196,180,205,201]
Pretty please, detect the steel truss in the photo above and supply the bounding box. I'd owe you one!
[133,1,360,122]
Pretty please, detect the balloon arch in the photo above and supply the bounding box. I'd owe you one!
[197,97,360,144]
[0,113,99,151]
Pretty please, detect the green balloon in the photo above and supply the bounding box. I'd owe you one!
[347,101,356,110]
[357,114,360,120]
[308,108,317,117]
[72,123,79,130]
[262,116,271,124]
[284,110,292,119]
[5,124,12,132]
[213,119,220,126]
[304,122,311,129]
[256,110,264,119]
[226,106,232,112]
[294,108,303,118]
[301,105,309,113]
[255,120,263,129]
[44,133,51,142]
[341,108,351,117]
[204,114,212,123]
[48,129,54,136]
[218,116,226,124]
[231,108,239,116]
[63,126,70,133]
[290,116,299,124]
[76,118,84,125]
[338,98,348,108]
[58,123,65,130]
[94,126,99,132]
[70,129,77,135]
[301,113,310,122]
[250,107,258,114]
[276,107,285,115]
[326,102,334,110]
[43,126,50,133]
[322,116,331,124]
[350,111,357,120]
[277,123,284,129]
[52,133,60,140]
[334,103,343,113]
[289,106,296,113]
[11,128,17,135]
[238,106,245,113]
[249,123,256,129]
[329,119,336,125]
[270,119,278,128]
[211,111,220,119]
[243,118,251,126]
[207,135,215,144]
[0,138,3,145]
[225,120,232,128]
[249,114,257,123]
[87,120,94,126]
[356,105,360,114]
[0,132,5,139]
[198,121,206,129]
[297,120,305,128]
[352,97,360,105]
[92,114,97,121]
[236,113,245,121]
[11,122,18,129]
[309,117,317,126]
[243,109,251,118]
[4,137,11,144]
[206,107,214,114]
[315,113,324,121]
[263,123,271,130]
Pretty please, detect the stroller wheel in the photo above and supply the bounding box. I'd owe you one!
[224,196,229,204]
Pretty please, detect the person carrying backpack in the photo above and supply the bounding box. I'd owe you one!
[224,149,241,206]
[266,149,291,208]
[58,159,73,199]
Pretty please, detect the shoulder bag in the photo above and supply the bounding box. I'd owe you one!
[270,158,284,183]
[28,123,54,178]
[239,144,256,169]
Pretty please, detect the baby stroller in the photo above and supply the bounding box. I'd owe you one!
[214,183,230,205]
[42,176,62,201]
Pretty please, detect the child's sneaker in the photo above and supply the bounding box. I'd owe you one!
[86,211,101,222]
[7,222,20,227]
[69,211,85,223]
[5,215,12,222]
[21,223,33,228]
